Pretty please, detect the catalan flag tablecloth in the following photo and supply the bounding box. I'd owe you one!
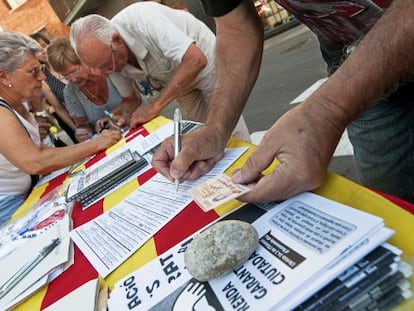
[11,116,414,311]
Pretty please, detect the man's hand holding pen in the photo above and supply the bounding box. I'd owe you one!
[152,124,226,186]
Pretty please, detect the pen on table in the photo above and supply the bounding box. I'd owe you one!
[173,108,182,192]
[0,238,60,300]
[67,154,96,176]
[103,110,125,134]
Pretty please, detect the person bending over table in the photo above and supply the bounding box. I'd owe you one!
[32,33,78,144]
[0,32,121,226]
[69,1,251,142]
[152,0,414,203]
[47,38,141,142]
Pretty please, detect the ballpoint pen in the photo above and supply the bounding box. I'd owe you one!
[104,110,126,134]
[0,238,61,300]
[67,154,96,176]
[173,108,182,192]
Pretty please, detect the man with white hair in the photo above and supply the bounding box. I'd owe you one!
[70,1,250,141]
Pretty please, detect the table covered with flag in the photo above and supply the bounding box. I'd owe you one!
[10,116,414,310]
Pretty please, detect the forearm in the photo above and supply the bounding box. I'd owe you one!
[43,84,76,130]
[151,44,207,112]
[2,112,116,175]
[205,1,263,141]
[310,0,414,128]
[29,140,104,175]
[8,134,102,175]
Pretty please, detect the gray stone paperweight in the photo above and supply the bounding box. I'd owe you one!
[184,220,259,282]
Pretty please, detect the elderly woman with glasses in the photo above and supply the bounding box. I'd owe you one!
[47,38,141,142]
[0,32,121,226]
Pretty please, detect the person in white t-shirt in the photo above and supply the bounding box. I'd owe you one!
[70,2,251,142]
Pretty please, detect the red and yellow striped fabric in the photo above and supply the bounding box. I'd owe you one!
[11,116,414,311]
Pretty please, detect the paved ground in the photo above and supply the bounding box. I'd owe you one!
[161,24,359,184]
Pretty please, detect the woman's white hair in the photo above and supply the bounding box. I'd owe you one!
[0,32,42,72]
[70,14,116,53]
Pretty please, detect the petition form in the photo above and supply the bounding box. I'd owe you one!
[70,147,248,277]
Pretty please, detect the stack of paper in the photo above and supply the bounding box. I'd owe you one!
[293,244,412,311]
[0,215,71,310]
[107,192,412,311]
[0,187,73,310]
[66,149,148,207]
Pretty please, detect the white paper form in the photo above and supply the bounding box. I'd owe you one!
[70,147,248,278]
[134,122,173,156]
[131,120,202,162]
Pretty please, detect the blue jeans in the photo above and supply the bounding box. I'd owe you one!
[347,90,414,203]
[0,195,25,226]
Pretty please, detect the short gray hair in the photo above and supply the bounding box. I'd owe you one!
[0,32,42,72]
[70,14,116,53]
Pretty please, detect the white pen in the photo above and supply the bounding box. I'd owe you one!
[173,108,182,192]
[0,238,60,299]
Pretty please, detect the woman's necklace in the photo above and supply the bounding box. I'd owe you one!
[82,75,106,104]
